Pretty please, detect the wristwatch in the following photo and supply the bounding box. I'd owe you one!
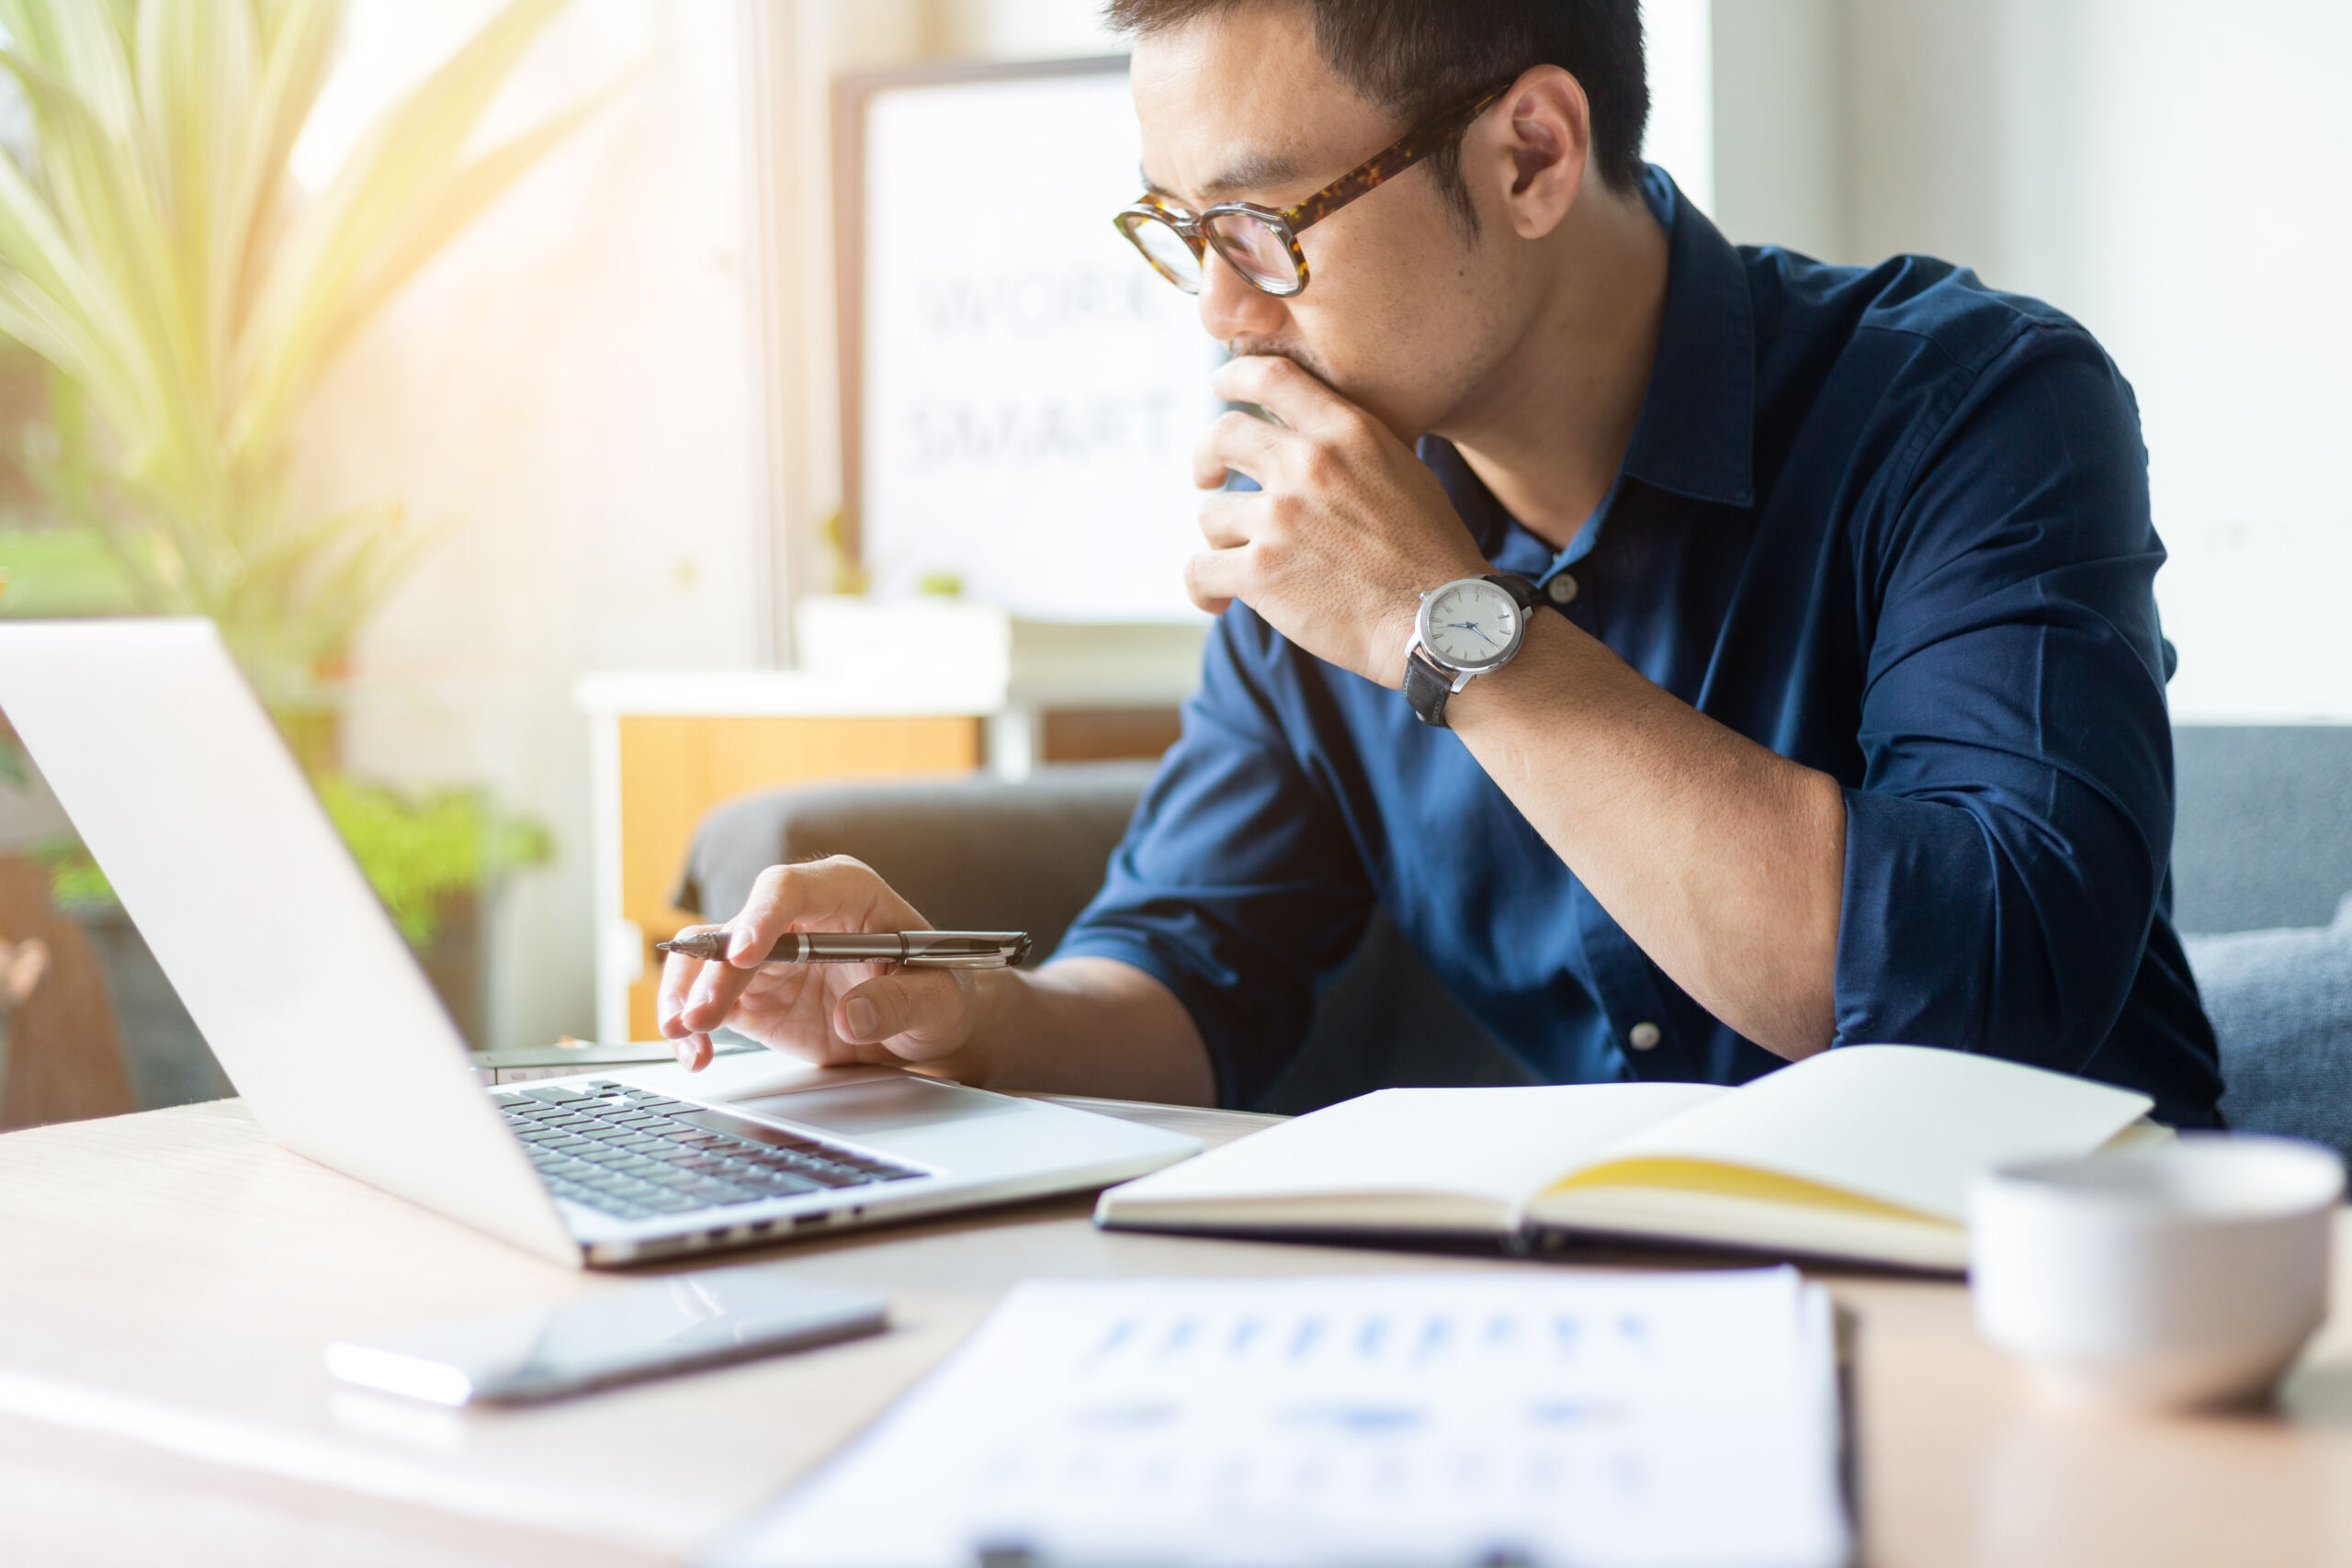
[1401,573,1540,728]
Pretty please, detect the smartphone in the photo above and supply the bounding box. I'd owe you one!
[325,1265,888,1405]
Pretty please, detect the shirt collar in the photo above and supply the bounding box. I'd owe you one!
[1423,162,1758,557]
[1618,164,1757,509]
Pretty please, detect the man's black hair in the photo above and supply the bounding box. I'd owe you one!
[1102,0,1650,234]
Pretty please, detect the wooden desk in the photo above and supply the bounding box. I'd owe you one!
[5,1100,2352,1567]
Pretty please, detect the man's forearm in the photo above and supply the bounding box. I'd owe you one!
[941,955,1217,1105]
[1447,612,1845,1059]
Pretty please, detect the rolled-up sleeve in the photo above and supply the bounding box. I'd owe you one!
[1055,606,1374,1106]
[1835,324,2177,1074]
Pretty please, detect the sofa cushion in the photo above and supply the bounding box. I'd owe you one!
[673,762,1159,963]
[2185,893,2352,1162]
[2173,726,2352,934]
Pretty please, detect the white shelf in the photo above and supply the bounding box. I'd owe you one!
[573,602,1207,717]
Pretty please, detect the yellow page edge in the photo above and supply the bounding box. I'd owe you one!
[1538,1156,1949,1224]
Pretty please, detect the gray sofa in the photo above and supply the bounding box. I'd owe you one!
[2170,727,2352,1157]
[676,726,2352,1148]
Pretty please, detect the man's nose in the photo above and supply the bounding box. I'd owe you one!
[1195,249,1288,342]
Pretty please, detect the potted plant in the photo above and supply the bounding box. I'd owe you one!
[0,0,594,1081]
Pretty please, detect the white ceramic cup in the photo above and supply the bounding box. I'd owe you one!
[1970,1134,2345,1411]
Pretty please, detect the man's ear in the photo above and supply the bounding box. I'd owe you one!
[1480,66,1589,241]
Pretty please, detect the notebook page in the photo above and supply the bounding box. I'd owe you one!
[1096,1082,1725,1225]
[711,1270,1849,1568]
[1556,1045,2153,1221]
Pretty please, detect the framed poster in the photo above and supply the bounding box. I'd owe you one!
[835,57,1222,622]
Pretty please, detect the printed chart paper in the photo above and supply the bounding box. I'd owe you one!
[712,1269,1849,1568]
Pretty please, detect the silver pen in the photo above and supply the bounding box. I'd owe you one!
[654,931,1031,969]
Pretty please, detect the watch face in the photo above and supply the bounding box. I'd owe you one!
[1419,580,1521,671]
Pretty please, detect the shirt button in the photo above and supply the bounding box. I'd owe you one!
[1546,573,1580,605]
[1627,1021,1662,1052]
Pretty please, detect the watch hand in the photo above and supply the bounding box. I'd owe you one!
[1442,622,1498,645]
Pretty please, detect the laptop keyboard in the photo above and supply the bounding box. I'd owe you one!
[493,1079,924,1221]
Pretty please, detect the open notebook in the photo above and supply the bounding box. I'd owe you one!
[1095,1046,2156,1270]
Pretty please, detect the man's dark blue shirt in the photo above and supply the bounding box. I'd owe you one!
[1057,167,2222,1128]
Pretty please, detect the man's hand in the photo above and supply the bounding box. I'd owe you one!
[1188,355,1489,685]
[656,857,984,1073]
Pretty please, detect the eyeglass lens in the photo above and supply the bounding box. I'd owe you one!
[1202,212,1297,294]
[1125,214,1204,291]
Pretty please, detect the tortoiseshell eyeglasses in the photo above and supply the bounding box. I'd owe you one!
[1114,82,1510,299]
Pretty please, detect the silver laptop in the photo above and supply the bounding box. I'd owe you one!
[0,619,1198,1267]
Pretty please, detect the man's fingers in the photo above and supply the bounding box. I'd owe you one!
[727,856,914,965]
[1193,406,1287,491]
[679,949,763,1035]
[834,969,972,1060]
[1196,490,1260,550]
[658,924,725,1038]
[1183,547,1250,615]
[655,860,952,1069]
[654,931,720,1073]
[1209,354,1351,434]
[727,860,845,964]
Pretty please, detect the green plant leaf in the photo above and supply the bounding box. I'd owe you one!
[0,118,152,424]
[0,0,596,686]
[25,777,553,949]
[0,524,146,615]
[232,0,573,456]
[0,33,187,462]
[28,832,118,911]
[317,774,553,947]
[320,89,607,368]
[221,4,338,346]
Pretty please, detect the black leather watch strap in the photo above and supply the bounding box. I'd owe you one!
[1403,649,1456,728]
[1484,572,1541,611]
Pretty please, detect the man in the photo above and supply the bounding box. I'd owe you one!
[662,0,2222,1127]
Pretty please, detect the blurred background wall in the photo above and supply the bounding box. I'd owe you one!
[1713,0,2352,727]
[194,0,2351,1053]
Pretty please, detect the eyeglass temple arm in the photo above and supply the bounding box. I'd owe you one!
[1282,83,1512,232]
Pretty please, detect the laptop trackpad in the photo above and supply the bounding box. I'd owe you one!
[733,1075,1025,1139]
